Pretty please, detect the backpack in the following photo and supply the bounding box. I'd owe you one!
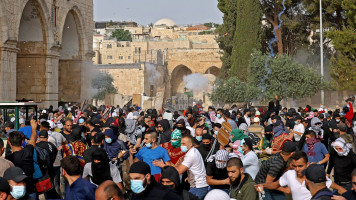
[34,146,51,174]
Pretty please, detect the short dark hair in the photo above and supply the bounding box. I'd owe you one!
[182,134,194,144]
[271,115,280,121]
[103,181,123,199]
[291,151,308,163]
[223,110,231,118]
[93,132,104,144]
[8,131,23,147]
[4,122,14,129]
[213,123,221,129]
[304,130,316,138]
[41,121,50,129]
[352,168,356,178]
[227,157,243,168]
[61,155,81,176]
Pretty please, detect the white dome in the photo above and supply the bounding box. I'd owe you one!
[154,18,177,27]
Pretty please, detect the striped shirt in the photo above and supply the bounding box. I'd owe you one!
[248,124,264,139]
[254,152,287,184]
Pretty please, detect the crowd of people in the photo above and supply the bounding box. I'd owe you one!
[0,95,356,200]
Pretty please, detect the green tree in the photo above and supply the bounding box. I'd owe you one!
[216,0,238,79]
[111,29,132,42]
[210,50,328,103]
[325,0,356,90]
[91,72,118,100]
[230,0,262,81]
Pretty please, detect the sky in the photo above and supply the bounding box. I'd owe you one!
[93,0,223,26]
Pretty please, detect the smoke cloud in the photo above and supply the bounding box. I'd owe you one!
[183,73,211,92]
[145,63,162,85]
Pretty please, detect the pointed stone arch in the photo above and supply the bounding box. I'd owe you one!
[171,64,193,96]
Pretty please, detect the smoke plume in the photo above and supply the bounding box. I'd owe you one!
[183,73,211,92]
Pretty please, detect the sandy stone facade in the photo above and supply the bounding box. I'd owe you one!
[0,0,94,107]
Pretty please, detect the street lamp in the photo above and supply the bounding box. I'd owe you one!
[320,0,325,105]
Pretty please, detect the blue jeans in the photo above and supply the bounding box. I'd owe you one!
[189,186,209,200]
[263,189,287,200]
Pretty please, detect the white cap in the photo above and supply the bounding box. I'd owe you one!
[42,110,47,114]
[112,112,118,117]
[67,107,71,111]
[254,117,260,123]
[10,117,15,122]
[255,111,261,116]
[47,120,55,129]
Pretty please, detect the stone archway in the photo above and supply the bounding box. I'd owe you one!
[16,0,48,101]
[58,8,84,102]
[204,66,220,77]
[171,65,192,96]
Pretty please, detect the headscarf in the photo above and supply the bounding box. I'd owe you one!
[306,137,319,157]
[272,121,286,137]
[170,129,182,148]
[103,129,121,159]
[239,123,248,133]
[232,140,244,158]
[310,117,322,134]
[231,129,248,143]
[332,138,352,157]
[209,111,216,123]
[215,150,229,169]
[91,149,112,185]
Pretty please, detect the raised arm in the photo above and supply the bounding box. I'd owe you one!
[28,119,37,146]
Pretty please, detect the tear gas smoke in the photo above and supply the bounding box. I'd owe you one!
[183,73,211,92]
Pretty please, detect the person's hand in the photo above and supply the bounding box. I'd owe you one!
[278,186,291,194]
[265,147,272,155]
[326,174,331,178]
[58,145,63,151]
[223,178,230,185]
[254,184,264,194]
[30,119,37,129]
[184,177,189,183]
[338,187,347,195]
[118,150,127,159]
[331,196,347,200]
[152,159,165,168]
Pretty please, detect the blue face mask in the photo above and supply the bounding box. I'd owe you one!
[214,130,218,135]
[217,114,221,119]
[131,177,146,194]
[196,136,202,142]
[145,143,152,148]
[10,185,26,199]
[105,138,112,144]
[295,121,298,125]
[238,147,244,154]
[141,127,146,132]
[181,146,188,153]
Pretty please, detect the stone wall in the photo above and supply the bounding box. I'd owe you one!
[0,0,94,107]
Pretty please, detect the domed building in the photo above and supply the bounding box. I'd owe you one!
[154,18,177,27]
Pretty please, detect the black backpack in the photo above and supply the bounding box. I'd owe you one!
[34,146,51,174]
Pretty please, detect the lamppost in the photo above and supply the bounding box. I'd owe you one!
[320,0,325,105]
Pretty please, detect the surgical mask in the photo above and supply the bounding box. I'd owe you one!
[217,114,221,119]
[170,140,181,148]
[295,121,298,125]
[214,130,218,135]
[131,177,146,194]
[145,142,152,148]
[181,146,188,153]
[10,185,26,199]
[336,119,340,123]
[105,138,112,144]
[196,136,202,142]
[141,127,146,132]
[238,147,244,154]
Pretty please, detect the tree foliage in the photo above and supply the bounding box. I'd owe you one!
[210,50,328,103]
[91,72,118,100]
[111,29,132,42]
[230,0,262,81]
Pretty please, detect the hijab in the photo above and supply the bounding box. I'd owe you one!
[103,129,122,159]
[333,138,352,156]
[91,149,112,185]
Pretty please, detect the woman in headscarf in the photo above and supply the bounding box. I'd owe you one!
[83,149,125,192]
[271,120,292,152]
[327,137,356,190]
[230,129,248,158]
[103,129,129,162]
[159,129,186,167]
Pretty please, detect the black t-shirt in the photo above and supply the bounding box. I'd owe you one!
[60,131,75,143]
[206,159,230,189]
[6,144,36,194]
[36,141,58,165]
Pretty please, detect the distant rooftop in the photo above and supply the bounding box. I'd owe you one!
[94,63,142,69]
[95,21,138,29]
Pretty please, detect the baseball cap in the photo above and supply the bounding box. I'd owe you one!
[3,167,28,182]
[281,141,297,153]
[303,164,326,183]
[19,118,25,125]
[38,130,48,138]
[0,177,10,193]
[338,124,347,132]
[255,111,261,116]
[253,117,260,123]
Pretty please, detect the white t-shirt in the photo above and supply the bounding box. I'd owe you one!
[182,147,208,188]
[186,126,195,137]
[48,131,67,167]
[244,115,251,126]
[214,117,225,125]
[279,170,332,200]
[83,162,122,186]
[241,151,260,179]
[293,124,305,142]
